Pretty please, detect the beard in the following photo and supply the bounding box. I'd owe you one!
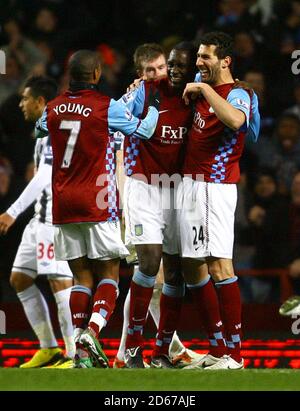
[201,64,221,85]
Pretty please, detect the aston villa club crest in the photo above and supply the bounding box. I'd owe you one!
[135,224,143,236]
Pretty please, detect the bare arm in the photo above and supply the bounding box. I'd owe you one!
[183,82,246,131]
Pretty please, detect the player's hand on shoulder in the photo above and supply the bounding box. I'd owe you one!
[0,212,16,235]
[148,86,160,111]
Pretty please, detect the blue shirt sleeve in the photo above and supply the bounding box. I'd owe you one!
[118,82,146,117]
[108,97,158,139]
[227,88,251,129]
[247,92,260,142]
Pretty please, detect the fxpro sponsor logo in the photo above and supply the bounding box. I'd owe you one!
[193,111,206,131]
[160,125,188,141]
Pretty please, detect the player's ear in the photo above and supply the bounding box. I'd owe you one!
[94,66,101,82]
[37,95,46,107]
[222,56,231,69]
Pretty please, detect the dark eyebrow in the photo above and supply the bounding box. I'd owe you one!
[197,53,210,58]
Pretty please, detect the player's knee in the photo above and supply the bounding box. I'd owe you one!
[48,277,73,293]
[209,267,233,282]
[139,255,161,277]
[164,270,183,286]
[10,272,33,292]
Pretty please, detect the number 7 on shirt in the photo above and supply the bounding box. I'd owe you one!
[59,120,81,168]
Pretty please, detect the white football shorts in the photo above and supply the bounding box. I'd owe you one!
[177,177,237,259]
[124,176,179,255]
[54,220,129,261]
[12,218,72,278]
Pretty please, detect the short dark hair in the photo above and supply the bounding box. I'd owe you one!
[172,41,198,57]
[68,49,101,82]
[200,31,234,60]
[133,43,165,73]
[24,76,57,102]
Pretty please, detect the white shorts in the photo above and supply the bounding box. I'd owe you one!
[177,177,237,259]
[124,177,179,255]
[12,218,72,279]
[54,220,129,261]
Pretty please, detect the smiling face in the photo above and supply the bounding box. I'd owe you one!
[196,44,224,85]
[167,49,195,91]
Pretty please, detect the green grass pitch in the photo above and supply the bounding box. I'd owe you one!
[0,369,300,391]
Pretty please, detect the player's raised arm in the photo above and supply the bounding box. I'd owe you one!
[108,85,160,139]
[191,82,249,131]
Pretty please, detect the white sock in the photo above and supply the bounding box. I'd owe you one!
[116,289,130,361]
[17,284,57,349]
[53,287,75,358]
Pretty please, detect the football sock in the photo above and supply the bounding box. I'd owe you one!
[89,279,119,336]
[149,286,185,356]
[148,287,161,328]
[126,270,155,349]
[69,284,91,340]
[152,283,184,357]
[17,284,57,349]
[53,287,75,358]
[187,275,226,358]
[216,276,242,363]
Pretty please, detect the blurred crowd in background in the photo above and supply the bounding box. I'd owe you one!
[1,0,300,303]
